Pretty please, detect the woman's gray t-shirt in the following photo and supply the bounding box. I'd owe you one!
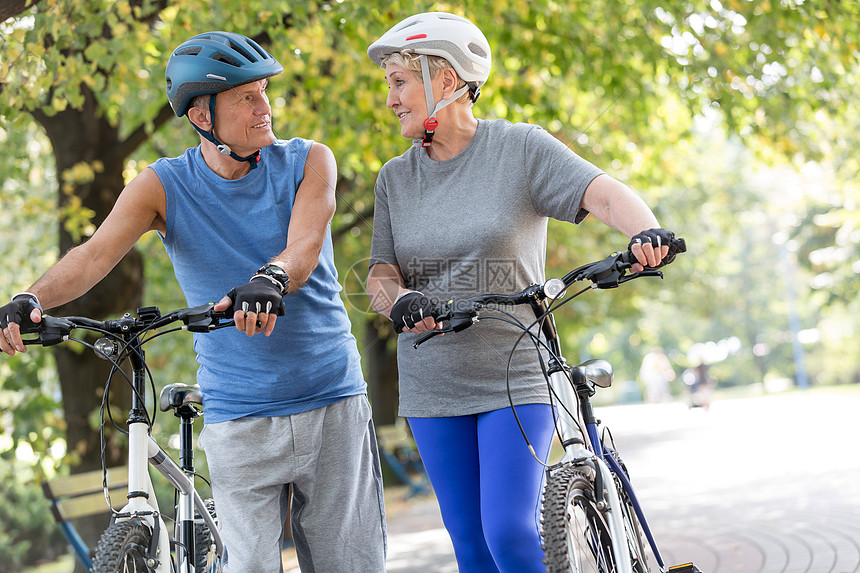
[370,118,603,417]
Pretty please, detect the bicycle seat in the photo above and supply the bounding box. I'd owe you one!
[159,383,204,412]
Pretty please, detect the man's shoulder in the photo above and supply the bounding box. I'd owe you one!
[152,146,199,169]
[269,138,315,162]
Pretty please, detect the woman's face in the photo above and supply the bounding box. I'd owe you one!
[384,63,431,139]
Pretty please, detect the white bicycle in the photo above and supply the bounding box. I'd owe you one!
[21,303,239,572]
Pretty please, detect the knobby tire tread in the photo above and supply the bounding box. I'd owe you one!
[541,462,617,573]
[193,498,222,573]
[91,520,153,573]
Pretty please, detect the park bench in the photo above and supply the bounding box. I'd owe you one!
[41,466,127,569]
[376,422,431,498]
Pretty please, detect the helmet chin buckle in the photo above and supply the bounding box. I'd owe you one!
[216,144,232,156]
[422,118,438,148]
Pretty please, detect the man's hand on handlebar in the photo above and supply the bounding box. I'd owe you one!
[0,294,43,356]
[216,277,284,337]
[627,228,676,272]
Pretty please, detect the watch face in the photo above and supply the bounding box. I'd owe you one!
[266,265,287,280]
[259,265,289,293]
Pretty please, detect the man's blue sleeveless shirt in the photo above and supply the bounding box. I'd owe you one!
[150,139,366,423]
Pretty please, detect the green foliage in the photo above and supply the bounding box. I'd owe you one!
[0,458,67,572]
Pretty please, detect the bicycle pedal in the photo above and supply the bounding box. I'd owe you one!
[668,564,703,573]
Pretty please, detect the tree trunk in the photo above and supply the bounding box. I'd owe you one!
[364,315,399,427]
[33,86,143,570]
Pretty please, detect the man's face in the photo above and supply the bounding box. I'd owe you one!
[212,79,275,156]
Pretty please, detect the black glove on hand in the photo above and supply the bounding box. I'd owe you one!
[627,228,677,268]
[0,293,42,330]
[227,277,283,316]
[390,292,436,334]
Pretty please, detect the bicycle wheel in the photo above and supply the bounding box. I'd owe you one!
[194,498,222,573]
[606,442,652,573]
[617,487,651,573]
[541,462,616,573]
[91,520,154,572]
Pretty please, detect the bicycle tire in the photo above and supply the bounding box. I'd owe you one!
[194,498,222,573]
[541,462,616,573]
[91,520,154,573]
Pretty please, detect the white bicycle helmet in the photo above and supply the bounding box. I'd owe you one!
[368,12,492,147]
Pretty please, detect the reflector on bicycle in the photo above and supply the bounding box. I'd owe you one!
[668,563,704,573]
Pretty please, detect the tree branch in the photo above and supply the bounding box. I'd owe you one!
[113,102,176,163]
[332,205,375,243]
[0,0,40,23]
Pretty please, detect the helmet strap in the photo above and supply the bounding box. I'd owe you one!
[418,55,472,148]
[189,93,262,169]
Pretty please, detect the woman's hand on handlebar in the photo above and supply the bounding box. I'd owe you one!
[627,228,676,272]
[402,316,443,335]
[390,291,442,334]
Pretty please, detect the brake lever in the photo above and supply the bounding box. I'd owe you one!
[21,316,75,346]
[611,270,663,288]
[413,304,478,349]
[413,328,451,349]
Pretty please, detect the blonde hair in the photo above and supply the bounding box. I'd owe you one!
[381,50,472,105]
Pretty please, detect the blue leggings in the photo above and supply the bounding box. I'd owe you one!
[408,404,555,573]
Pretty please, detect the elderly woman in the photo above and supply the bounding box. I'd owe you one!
[365,12,674,572]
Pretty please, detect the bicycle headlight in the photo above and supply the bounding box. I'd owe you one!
[543,277,566,300]
[94,337,119,360]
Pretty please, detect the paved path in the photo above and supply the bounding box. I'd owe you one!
[286,388,860,572]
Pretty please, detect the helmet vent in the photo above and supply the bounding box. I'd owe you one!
[225,40,255,63]
[212,52,241,67]
[394,20,421,33]
[467,42,487,58]
[248,42,269,60]
[175,47,201,57]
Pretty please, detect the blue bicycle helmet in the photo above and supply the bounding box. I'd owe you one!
[165,32,284,169]
[166,31,283,117]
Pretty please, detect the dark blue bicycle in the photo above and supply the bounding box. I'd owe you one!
[415,238,702,573]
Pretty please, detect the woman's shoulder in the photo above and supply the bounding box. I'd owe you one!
[378,143,421,176]
[481,118,545,145]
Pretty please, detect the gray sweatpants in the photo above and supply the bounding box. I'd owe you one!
[199,394,387,572]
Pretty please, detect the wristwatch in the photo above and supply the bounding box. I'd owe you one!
[254,264,290,295]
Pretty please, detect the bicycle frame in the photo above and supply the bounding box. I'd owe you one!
[113,329,223,573]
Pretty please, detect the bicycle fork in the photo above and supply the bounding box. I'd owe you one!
[548,368,635,573]
[117,421,173,573]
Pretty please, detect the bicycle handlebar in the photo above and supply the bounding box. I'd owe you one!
[413,237,686,348]
[17,300,288,347]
